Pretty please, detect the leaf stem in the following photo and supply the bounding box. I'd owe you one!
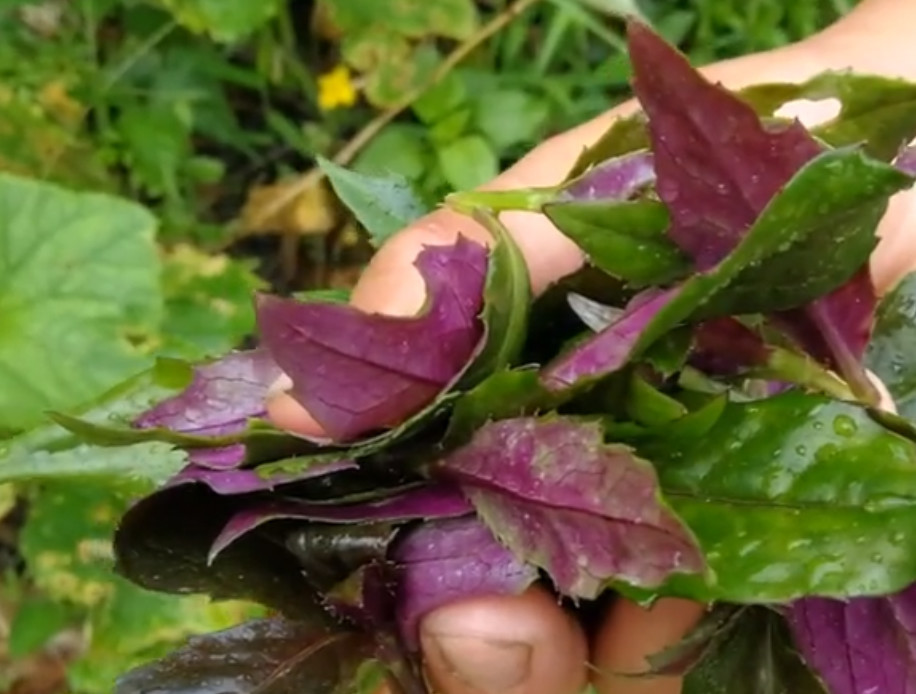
[445,187,558,214]
[758,347,856,402]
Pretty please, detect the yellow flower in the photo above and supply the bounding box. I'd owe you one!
[317,65,358,111]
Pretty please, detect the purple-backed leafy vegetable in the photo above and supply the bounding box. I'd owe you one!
[209,484,472,560]
[61,18,916,694]
[439,416,705,598]
[134,349,283,469]
[562,150,656,202]
[788,586,916,694]
[256,236,488,441]
[393,516,539,649]
[169,457,357,496]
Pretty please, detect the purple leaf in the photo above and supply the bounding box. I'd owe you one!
[562,150,656,202]
[393,516,538,649]
[627,21,822,270]
[169,458,357,496]
[788,585,916,694]
[186,444,246,470]
[209,485,473,561]
[691,318,771,375]
[256,236,488,442]
[135,349,282,445]
[439,416,706,599]
[895,144,916,176]
[542,287,678,391]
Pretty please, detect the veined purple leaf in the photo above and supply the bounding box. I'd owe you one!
[542,287,678,391]
[169,458,356,496]
[134,348,282,445]
[256,236,487,441]
[209,485,473,562]
[691,318,771,375]
[186,444,246,469]
[439,416,705,599]
[895,144,916,176]
[562,150,656,202]
[393,516,538,649]
[627,21,823,270]
[788,585,916,694]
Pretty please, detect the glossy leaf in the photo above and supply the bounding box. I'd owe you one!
[209,485,472,560]
[740,70,916,161]
[114,484,326,620]
[318,156,431,247]
[544,200,690,286]
[256,236,487,441]
[788,584,916,694]
[867,272,916,418]
[628,20,823,270]
[641,391,916,602]
[394,516,538,648]
[114,617,372,694]
[682,607,826,694]
[439,416,706,599]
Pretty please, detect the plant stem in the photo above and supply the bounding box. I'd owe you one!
[243,0,543,232]
[445,186,557,214]
[758,347,856,402]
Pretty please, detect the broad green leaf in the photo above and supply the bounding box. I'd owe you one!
[437,135,500,191]
[683,608,827,693]
[319,156,432,247]
[365,42,440,108]
[641,391,916,602]
[8,595,79,657]
[544,200,690,286]
[866,272,916,419]
[634,148,911,354]
[160,245,265,360]
[472,89,550,150]
[0,174,162,432]
[740,71,916,161]
[155,0,286,42]
[413,73,467,125]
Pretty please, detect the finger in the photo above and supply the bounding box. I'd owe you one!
[416,585,589,694]
[590,598,706,694]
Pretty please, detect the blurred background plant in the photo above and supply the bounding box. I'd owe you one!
[0,0,858,691]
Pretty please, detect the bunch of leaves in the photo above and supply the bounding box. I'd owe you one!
[36,16,916,694]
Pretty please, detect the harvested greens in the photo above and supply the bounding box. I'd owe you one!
[54,20,916,694]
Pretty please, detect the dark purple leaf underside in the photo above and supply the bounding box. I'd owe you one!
[169,458,357,496]
[134,349,282,448]
[209,485,473,561]
[691,318,771,375]
[788,585,916,694]
[542,287,677,390]
[393,516,538,649]
[440,416,705,599]
[256,236,488,441]
[563,150,656,201]
[627,21,823,271]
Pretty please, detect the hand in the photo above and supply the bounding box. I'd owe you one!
[265,5,916,693]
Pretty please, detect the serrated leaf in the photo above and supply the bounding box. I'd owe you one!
[319,156,432,247]
[0,173,162,432]
[866,272,916,419]
[641,391,916,602]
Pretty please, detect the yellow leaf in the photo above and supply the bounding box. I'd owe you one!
[240,178,341,236]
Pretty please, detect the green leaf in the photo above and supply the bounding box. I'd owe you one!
[866,272,916,419]
[325,0,480,40]
[155,0,286,42]
[472,89,550,150]
[625,373,687,427]
[0,174,162,432]
[117,104,189,198]
[739,71,916,161]
[413,73,467,125]
[634,147,911,354]
[8,595,79,657]
[641,391,916,602]
[352,123,430,182]
[683,607,826,693]
[437,134,500,191]
[544,200,691,286]
[566,113,649,179]
[160,246,265,360]
[319,156,432,248]
[458,211,532,384]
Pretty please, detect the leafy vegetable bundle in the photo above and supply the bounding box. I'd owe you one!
[54,20,916,694]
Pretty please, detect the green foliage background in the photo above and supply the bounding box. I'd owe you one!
[0,0,858,691]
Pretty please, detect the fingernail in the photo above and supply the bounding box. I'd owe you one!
[426,633,532,693]
[265,373,292,400]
